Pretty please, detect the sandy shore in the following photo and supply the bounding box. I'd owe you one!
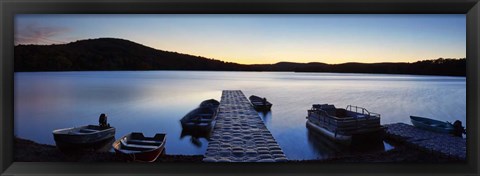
[15,137,461,163]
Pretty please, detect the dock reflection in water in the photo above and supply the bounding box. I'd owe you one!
[257,111,272,126]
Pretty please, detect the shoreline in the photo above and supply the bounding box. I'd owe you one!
[14,70,466,77]
[14,137,203,162]
[290,139,463,163]
[15,137,462,163]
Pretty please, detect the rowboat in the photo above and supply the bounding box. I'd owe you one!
[249,95,272,111]
[180,107,217,130]
[410,115,455,134]
[306,104,383,145]
[52,125,115,150]
[199,99,220,109]
[180,99,219,131]
[112,132,166,162]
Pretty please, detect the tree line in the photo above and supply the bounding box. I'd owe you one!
[14,38,466,76]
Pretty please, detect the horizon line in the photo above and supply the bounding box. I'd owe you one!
[14,37,467,65]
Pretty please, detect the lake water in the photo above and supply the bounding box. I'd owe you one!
[14,71,466,160]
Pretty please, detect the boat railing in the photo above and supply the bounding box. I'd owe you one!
[309,108,347,121]
[309,109,333,118]
[308,105,382,135]
[346,105,380,119]
[308,109,338,130]
[308,107,382,135]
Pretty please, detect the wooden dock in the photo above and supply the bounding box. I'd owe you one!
[384,123,466,160]
[203,90,287,162]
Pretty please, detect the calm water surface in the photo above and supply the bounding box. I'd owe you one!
[14,71,466,160]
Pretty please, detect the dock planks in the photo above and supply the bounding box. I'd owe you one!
[203,90,287,162]
[384,123,466,160]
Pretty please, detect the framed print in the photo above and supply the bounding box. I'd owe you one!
[1,0,479,175]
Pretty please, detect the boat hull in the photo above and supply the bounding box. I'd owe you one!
[199,99,220,109]
[53,129,115,144]
[180,100,218,131]
[249,95,273,111]
[410,116,454,134]
[114,145,164,162]
[113,133,166,162]
[55,137,115,152]
[181,122,214,134]
[306,120,352,145]
[52,125,115,150]
[252,104,272,111]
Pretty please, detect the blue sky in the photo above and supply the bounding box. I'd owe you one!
[15,14,466,64]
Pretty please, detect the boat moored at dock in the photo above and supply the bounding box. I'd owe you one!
[180,99,220,131]
[410,115,455,134]
[199,99,220,109]
[306,104,383,145]
[249,95,272,111]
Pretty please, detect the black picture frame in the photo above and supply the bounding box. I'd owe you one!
[1,0,479,175]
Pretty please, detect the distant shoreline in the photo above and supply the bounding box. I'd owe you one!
[15,38,466,77]
[14,70,467,78]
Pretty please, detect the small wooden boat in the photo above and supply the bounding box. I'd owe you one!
[410,116,455,134]
[306,104,383,145]
[112,132,166,162]
[180,107,217,130]
[52,125,115,149]
[249,95,272,111]
[180,99,219,131]
[199,99,220,109]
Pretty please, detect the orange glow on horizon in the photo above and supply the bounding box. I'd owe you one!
[149,43,465,65]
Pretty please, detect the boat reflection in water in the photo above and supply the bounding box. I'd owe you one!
[179,99,219,147]
[180,127,213,147]
[306,125,389,159]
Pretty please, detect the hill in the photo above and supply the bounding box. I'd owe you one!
[249,60,465,76]
[14,38,466,76]
[14,38,248,71]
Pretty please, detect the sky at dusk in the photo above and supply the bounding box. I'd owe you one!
[15,14,466,64]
